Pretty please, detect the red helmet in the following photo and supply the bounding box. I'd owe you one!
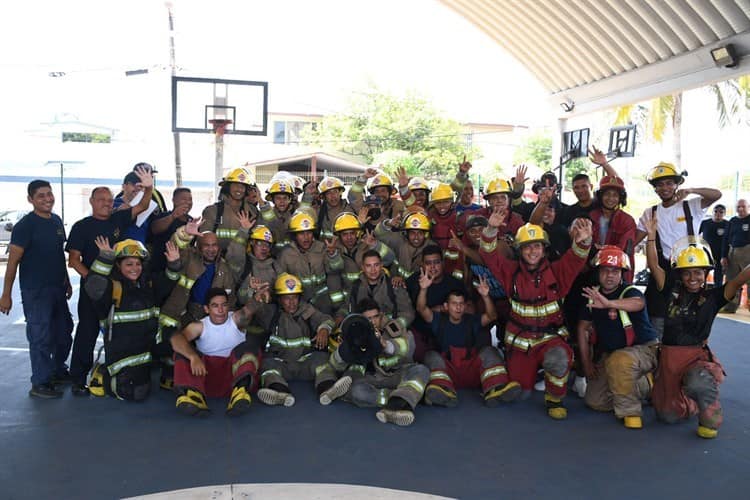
[590,245,630,270]
[598,175,626,193]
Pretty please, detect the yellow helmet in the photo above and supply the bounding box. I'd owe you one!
[366,173,396,194]
[274,273,303,295]
[288,212,316,232]
[407,177,431,192]
[318,176,345,194]
[647,162,685,186]
[484,178,513,198]
[333,212,362,234]
[220,167,255,186]
[672,246,713,270]
[114,239,149,259]
[249,225,274,244]
[265,180,296,201]
[514,223,550,248]
[430,183,454,204]
[402,212,431,231]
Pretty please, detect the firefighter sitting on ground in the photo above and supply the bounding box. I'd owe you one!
[417,272,521,407]
[170,287,264,417]
[86,238,180,401]
[329,300,429,427]
[577,245,659,430]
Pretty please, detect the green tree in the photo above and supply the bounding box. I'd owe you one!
[512,132,552,171]
[302,86,475,179]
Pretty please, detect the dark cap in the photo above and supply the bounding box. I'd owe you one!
[364,195,382,206]
[133,162,157,174]
[123,172,140,185]
[465,215,489,230]
[714,204,726,211]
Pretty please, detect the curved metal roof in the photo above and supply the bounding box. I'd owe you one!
[440,0,750,114]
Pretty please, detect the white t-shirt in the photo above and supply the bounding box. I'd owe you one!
[196,312,246,358]
[638,196,706,259]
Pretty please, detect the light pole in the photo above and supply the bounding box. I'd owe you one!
[44,160,84,226]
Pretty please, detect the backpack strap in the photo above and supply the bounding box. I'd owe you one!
[212,200,224,234]
[617,285,638,346]
[683,200,694,236]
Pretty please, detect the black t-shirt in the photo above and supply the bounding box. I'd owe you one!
[544,222,571,261]
[407,273,467,333]
[66,209,133,268]
[429,313,486,353]
[579,284,658,352]
[10,212,68,290]
[661,273,728,346]
[559,201,596,228]
[699,218,729,259]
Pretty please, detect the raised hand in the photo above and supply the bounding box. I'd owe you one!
[582,286,610,309]
[587,145,608,166]
[362,229,377,248]
[391,276,406,289]
[389,212,403,229]
[513,164,529,186]
[164,241,180,263]
[538,187,554,204]
[487,207,507,229]
[673,188,691,203]
[448,229,463,251]
[94,236,113,252]
[324,236,339,256]
[304,177,318,195]
[133,165,154,189]
[357,206,371,225]
[418,267,433,290]
[475,275,490,297]
[572,218,593,244]
[186,216,203,237]
[364,167,379,179]
[645,214,658,238]
[458,155,472,174]
[397,166,409,188]
[237,210,256,230]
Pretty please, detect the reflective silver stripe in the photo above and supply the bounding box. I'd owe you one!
[159,315,179,328]
[398,379,425,394]
[545,372,568,388]
[314,363,331,376]
[260,368,283,384]
[165,269,180,281]
[111,307,159,324]
[178,275,196,289]
[452,270,464,280]
[504,329,569,351]
[480,238,497,253]
[510,299,561,318]
[392,337,409,355]
[91,260,112,275]
[378,355,400,369]
[429,371,451,382]
[349,364,366,375]
[301,274,326,286]
[444,250,459,260]
[155,325,163,344]
[480,365,507,381]
[343,272,360,283]
[269,335,311,349]
[572,241,589,258]
[376,388,388,406]
[232,353,258,375]
[330,291,345,304]
[107,352,152,377]
[397,265,415,279]
[216,228,239,240]
[261,210,275,221]
[297,352,314,363]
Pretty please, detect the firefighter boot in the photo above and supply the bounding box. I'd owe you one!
[484,381,522,407]
[545,394,568,420]
[258,384,295,407]
[319,376,352,405]
[424,384,458,407]
[376,397,415,426]
[623,416,643,429]
[88,363,106,397]
[697,425,718,439]
[176,389,210,417]
[226,385,252,417]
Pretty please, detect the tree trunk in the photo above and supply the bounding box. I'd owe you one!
[672,93,682,168]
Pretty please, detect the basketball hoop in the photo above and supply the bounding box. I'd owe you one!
[209,118,233,137]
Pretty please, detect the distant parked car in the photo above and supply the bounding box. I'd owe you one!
[0,210,29,241]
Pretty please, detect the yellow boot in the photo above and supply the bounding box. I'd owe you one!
[88,363,106,397]
[697,425,718,439]
[545,394,567,420]
[623,416,643,429]
[226,386,252,417]
[176,389,210,416]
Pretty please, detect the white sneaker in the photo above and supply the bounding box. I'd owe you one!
[258,388,295,407]
[573,376,587,398]
[534,380,545,392]
[319,376,352,405]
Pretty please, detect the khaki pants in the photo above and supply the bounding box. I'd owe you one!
[726,245,750,308]
[585,343,658,418]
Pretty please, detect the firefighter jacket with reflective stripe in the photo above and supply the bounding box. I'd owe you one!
[480,227,591,347]
[330,239,396,291]
[85,250,178,364]
[298,195,355,241]
[159,227,240,330]
[276,240,344,315]
[340,273,415,329]
[589,208,637,282]
[374,221,435,279]
[199,198,259,251]
[348,177,406,228]
[258,203,293,255]
[249,300,334,362]
[330,322,415,377]
[428,207,460,250]
[236,253,280,305]
[399,170,468,209]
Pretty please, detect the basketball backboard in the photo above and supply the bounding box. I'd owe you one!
[171,76,268,135]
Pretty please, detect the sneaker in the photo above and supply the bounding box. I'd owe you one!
[484,381,522,407]
[257,388,295,407]
[51,370,73,386]
[319,376,352,405]
[534,379,545,392]
[226,386,252,417]
[176,389,210,416]
[376,408,415,426]
[71,383,90,397]
[29,384,63,399]
[424,384,458,407]
[573,376,587,398]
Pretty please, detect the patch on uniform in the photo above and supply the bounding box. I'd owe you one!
[717,229,725,236]
[113,228,121,240]
[285,278,296,291]
[743,224,749,232]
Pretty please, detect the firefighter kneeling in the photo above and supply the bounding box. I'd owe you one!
[329,301,429,426]
[170,288,263,417]
[577,246,659,429]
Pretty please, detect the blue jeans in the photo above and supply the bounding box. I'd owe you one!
[21,286,74,385]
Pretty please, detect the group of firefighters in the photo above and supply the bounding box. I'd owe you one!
[48,151,750,437]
